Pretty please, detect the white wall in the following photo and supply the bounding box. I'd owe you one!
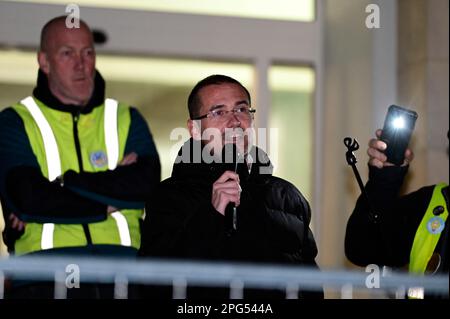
[320,0,398,268]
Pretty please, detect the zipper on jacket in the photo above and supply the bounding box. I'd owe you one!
[73,112,84,172]
[73,112,93,246]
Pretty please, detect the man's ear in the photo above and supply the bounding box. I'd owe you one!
[187,119,201,140]
[37,51,50,74]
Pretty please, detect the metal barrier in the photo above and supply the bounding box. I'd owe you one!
[0,255,448,299]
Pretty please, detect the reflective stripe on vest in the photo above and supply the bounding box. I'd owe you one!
[104,98,119,170]
[20,97,131,249]
[41,223,55,250]
[409,183,448,274]
[20,96,61,181]
[21,97,60,249]
[104,99,131,246]
[111,212,131,246]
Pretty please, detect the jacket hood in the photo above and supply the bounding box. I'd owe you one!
[33,69,106,114]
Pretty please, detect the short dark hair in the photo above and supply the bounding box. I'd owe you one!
[40,16,91,52]
[187,74,251,119]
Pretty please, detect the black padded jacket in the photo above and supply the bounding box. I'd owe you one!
[140,139,322,299]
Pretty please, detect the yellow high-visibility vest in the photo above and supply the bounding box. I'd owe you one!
[12,96,143,255]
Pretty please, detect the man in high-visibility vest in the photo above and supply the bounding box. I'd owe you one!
[0,16,160,298]
[345,129,448,299]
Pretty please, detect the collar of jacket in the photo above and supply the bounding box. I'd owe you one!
[32,69,106,115]
[171,138,273,183]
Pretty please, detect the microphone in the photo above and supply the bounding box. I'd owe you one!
[222,143,243,235]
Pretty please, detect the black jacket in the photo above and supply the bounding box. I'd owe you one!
[345,165,449,273]
[140,139,322,298]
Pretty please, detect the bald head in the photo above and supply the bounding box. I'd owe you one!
[40,16,93,53]
[37,16,96,106]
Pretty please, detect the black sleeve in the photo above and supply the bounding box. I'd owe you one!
[238,177,318,260]
[124,108,160,159]
[0,108,107,224]
[6,166,107,223]
[140,182,226,258]
[62,107,161,209]
[345,165,432,267]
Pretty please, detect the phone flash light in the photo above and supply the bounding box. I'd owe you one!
[392,116,405,129]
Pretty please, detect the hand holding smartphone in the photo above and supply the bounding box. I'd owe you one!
[380,105,418,166]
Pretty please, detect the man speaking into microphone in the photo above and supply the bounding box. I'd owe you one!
[140,75,322,299]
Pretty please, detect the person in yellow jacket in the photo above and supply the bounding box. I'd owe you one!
[0,16,160,298]
[345,129,448,299]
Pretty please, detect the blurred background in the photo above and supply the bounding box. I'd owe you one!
[0,0,448,274]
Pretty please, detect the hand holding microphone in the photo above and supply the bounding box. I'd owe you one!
[212,171,241,214]
[211,144,243,234]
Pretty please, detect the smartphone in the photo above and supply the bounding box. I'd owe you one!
[380,105,418,166]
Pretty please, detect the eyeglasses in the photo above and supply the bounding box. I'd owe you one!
[192,106,256,121]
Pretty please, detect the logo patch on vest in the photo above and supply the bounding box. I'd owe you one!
[90,151,108,168]
[427,216,445,234]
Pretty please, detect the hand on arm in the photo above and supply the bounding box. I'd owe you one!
[118,152,138,166]
[62,107,161,206]
[63,154,159,208]
[9,213,26,232]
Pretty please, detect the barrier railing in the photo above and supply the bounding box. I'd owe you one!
[0,255,448,299]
